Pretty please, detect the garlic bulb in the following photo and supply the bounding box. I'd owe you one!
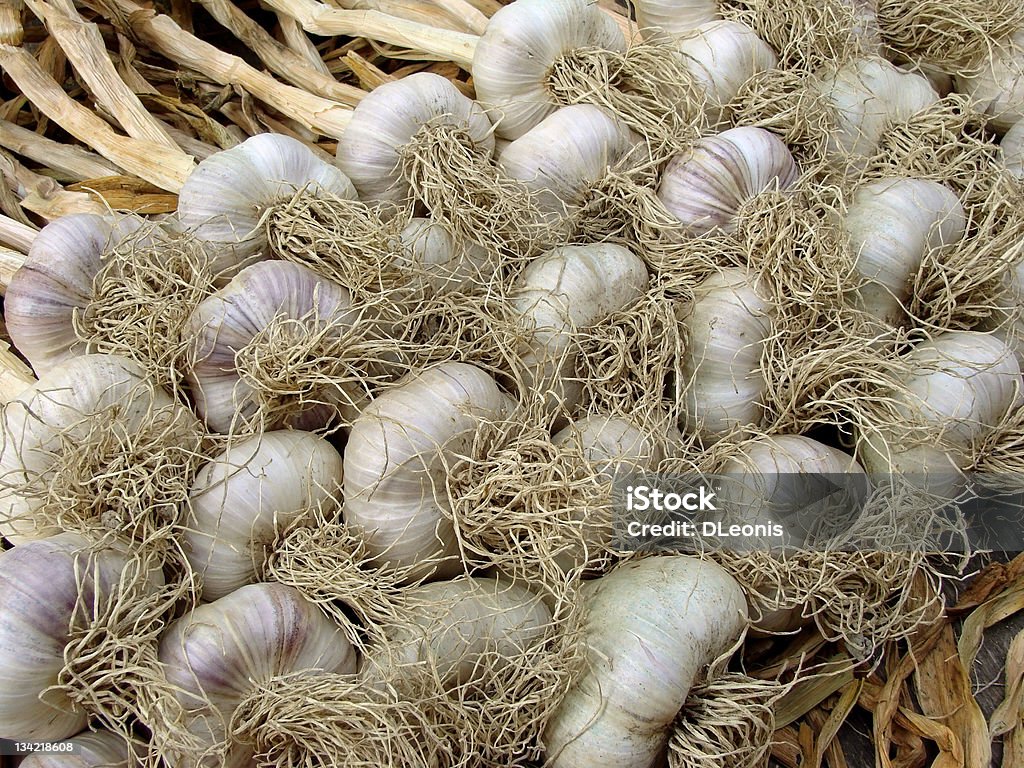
[634,0,718,37]
[543,555,747,768]
[186,260,366,434]
[398,217,492,298]
[509,243,649,416]
[955,30,1024,134]
[0,532,163,741]
[674,21,778,129]
[360,576,551,687]
[19,730,133,767]
[343,362,513,577]
[657,126,799,235]
[680,269,775,440]
[858,331,1022,490]
[552,413,666,481]
[159,582,356,768]
[336,72,492,205]
[471,0,626,140]
[184,430,345,601]
[843,178,966,326]
[716,435,868,547]
[983,260,1024,366]
[1001,117,1024,178]
[498,105,638,237]
[0,354,201,544]
[4,213,147,375]
[812,57,939,169]
[178,133,356,272]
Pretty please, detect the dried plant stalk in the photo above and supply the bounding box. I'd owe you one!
[0,245,25,289]
[0,340,34,402]
[0,45,194,191]
[25,0,183,153]
[0,211,36,252]
[96,0,356,137]
[0,118,121,181]
[196,0,365,104]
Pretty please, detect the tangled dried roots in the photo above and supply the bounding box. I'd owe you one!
[724,0,881,72]
[400,120,550,257]
[874,0,1024,71]
[547,44,707,153]
[669,671,785,768]
[53,550,199,768]
[445,409,620,582]
[75,223,217,394]
[10,390,206,554]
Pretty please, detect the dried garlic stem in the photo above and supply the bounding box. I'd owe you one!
[95,0,355,137]
[0,212,36,253]
[0,45,194,191]
[0,118,120,182]
[0,341,34,403]
[262,0,478,68]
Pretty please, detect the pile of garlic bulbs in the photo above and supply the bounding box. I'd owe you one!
[3,0,1024,765]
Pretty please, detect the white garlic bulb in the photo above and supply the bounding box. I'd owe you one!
[1000,118,1024,178]
[4,214,147,375]
[843,178,966,326]
[360,576,551,687]
[633,0,719,38]
[471,0,627,140]
[983,260,1024,367]
[159,582,356,768]
[680,269,775,440]
[184,430,345,601]
[657,126,799,235]
[186,260,364,434]
[552,413,666,481]
[335,72,493,204]
[498,105,638,236]
[398,218,492,297]
[675,21,778,129]
[343,362,513,577]
[178,133,356,272]
[954,30,1024,134]
[19,730,133,767]
[509,243,649,416]
[858,331,1022,490]
[0,532,163,741]
[812,57,939,169]
[0,354,201,544]
[717,435,868,547]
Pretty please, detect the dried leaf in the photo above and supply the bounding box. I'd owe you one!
[66,175,177,213]
[959,588,1024,670]
[991,627,1024,738]
[899,709,964,768]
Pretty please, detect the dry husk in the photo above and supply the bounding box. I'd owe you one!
[74,221,218,395]
[546,42,708,153]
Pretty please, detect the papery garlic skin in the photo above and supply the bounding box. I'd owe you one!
[680,269,774,440]
[858,332,1022,490]
[543,555,747,768]
[0,354,200,544]
[844,178,966,326]
[19,730,133,767]
[0,533,162,741]
[634,0,719,38]
[813,57,939,169]
[1001,118,1024,178]
[184,431,344,601]
[398,218,492,297]
[717,435,868,547]
[984,261,1024,366]
[657,126,799,235]
[955,30,1024,134]
[498,105,638,237]
[471,0,627,140]
[510,244,649,416]
[675,21,778,128]
[178,133,356,272]
[343,362,513,577]
[5,214,146,375]
[336,72,493,204]
[360,576,551,687]
[186,260,361,434]
[159,582,356,768]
